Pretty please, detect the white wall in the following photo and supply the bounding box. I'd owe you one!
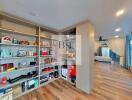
[95,37,125,57]
[108,38,125,56]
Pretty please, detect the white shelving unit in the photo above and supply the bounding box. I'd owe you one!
[40,55,52,57]
[40,69,57,76]
[0,13,77,100]
[0,26,60,99]
[60,30,76,86]
[0,75,39,90]
[0,56,38,60]
[0,66,39,75]
[0,43,38,47]
[0,27,38,37]
[13,77,59,99]
[0,14,95,97]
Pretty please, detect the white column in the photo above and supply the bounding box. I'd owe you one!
[76,22,95,94]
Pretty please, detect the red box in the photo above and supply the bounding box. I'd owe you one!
[3,63,13,71]
[42,52,48,55]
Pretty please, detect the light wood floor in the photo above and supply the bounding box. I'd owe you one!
[93,62,132,100]
[17,62,132,100]
[16,79,95,100]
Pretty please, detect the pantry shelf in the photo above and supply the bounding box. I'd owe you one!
[0,43,38,47]
[0,56,38,60]
[13,77,59,99]
[0,14,61,100]
[40,78,59,87]
[40,69,57,76]
[40,55,52,57]
[0,66,39,75]
[40,35,59,41]
[0,75,39,90]
[13,85,38,99]
[40,46,52,48]
[40,62,58,66]
[0,27,38,37]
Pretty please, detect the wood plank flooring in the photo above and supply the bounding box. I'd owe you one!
[17,62,132,100]
[93,62,132,100]
[16,79,95,100]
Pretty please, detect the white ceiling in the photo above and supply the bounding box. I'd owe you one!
[0,0,132,38]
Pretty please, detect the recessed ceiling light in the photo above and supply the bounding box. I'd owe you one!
[115,28,121,32]
[114,35,119,38]
[116,10,124,16]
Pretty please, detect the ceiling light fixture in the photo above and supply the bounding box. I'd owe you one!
[115,28,121,32]
[116,10,124,16]
[114,35,119,38]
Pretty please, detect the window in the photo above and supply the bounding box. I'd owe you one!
[130,40,132,66]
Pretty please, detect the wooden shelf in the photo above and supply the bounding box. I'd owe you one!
[0,56,38,60]
[0,43,38,47]
[13,78,59,99]
[40,35,59,41]
[40,69,57,76]
[0,66,39,75]
[40,55,52,57]
[62,57,76,61]
[13,85,38,99]
[40,62,58,66]
[0,76,39,90]
[0,27,38,37]
[40,46,52,48]
[40,78,58,87]
[40,35,51,39]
